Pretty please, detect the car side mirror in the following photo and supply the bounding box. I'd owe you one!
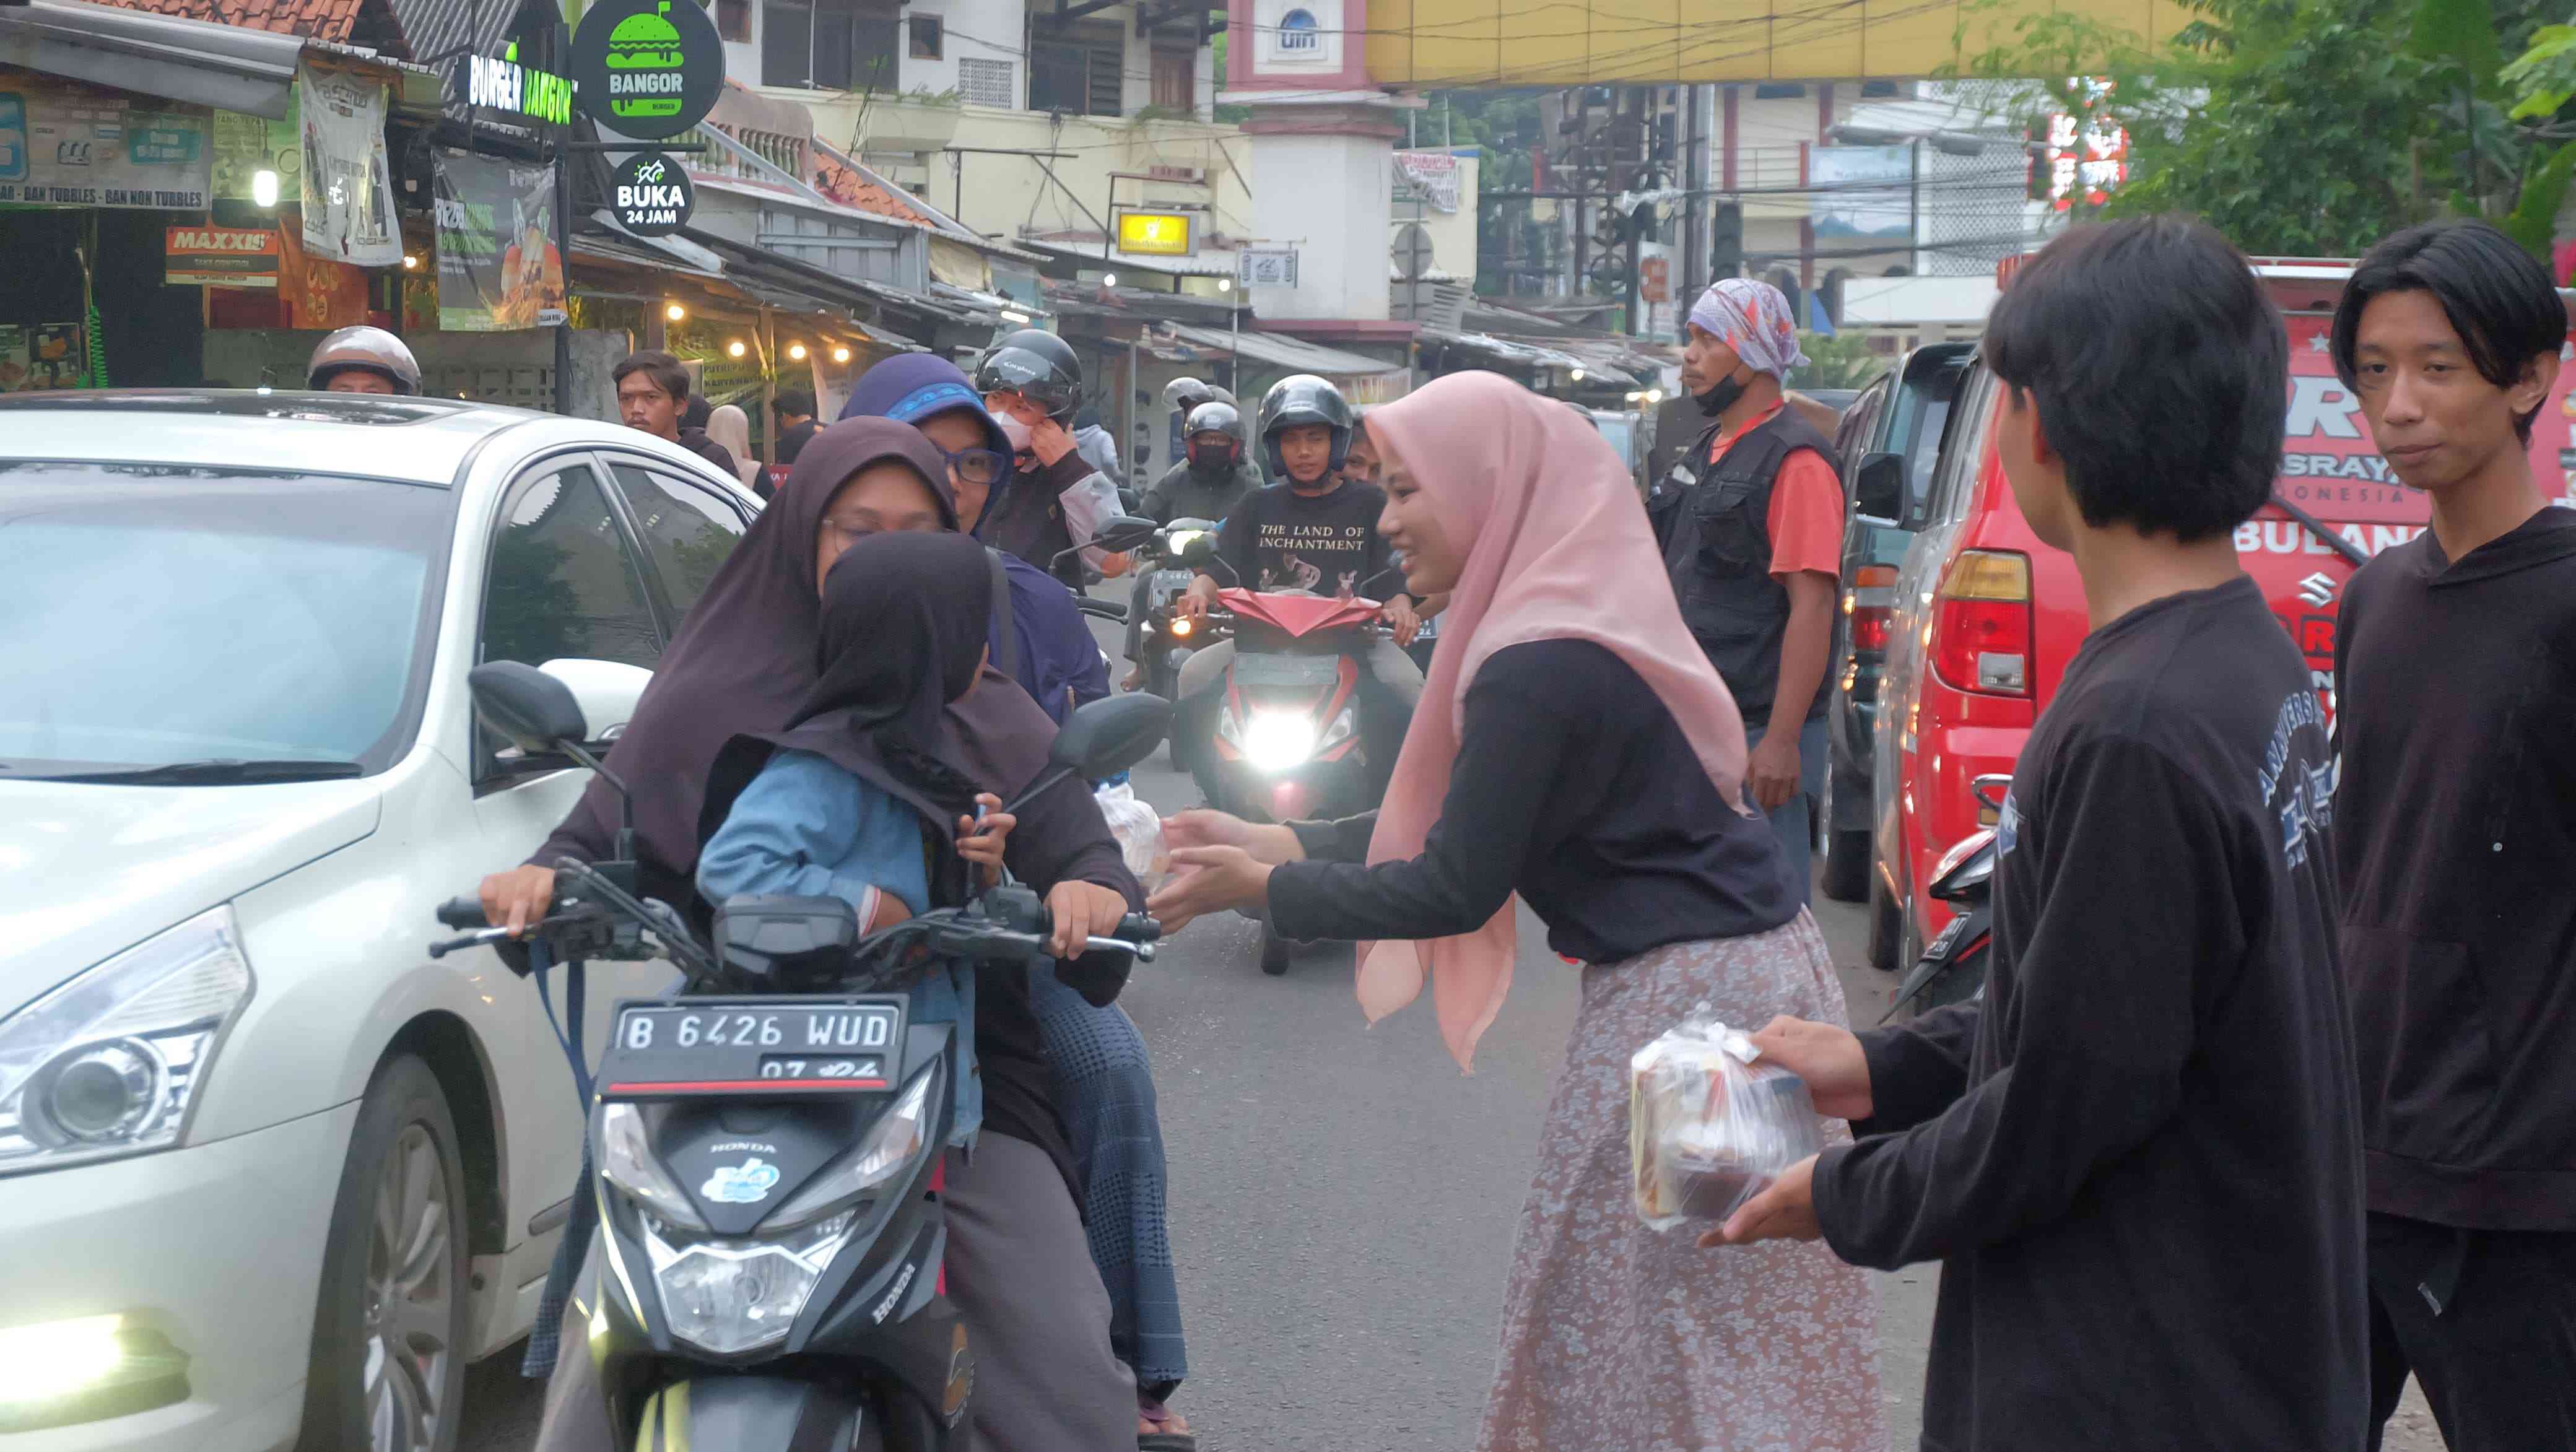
[1853,451,1905,523]
[1090,513,1160,555]
[469,661,588,755]
[539,658,653,743]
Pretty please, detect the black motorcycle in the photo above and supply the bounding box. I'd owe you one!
[430,663,1167,1450]
[1884,828,1994,1022]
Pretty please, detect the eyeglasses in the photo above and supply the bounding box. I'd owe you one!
[932,443,1009,487]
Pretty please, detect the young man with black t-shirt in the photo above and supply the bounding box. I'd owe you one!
[2328,220,2576,1452]
[1716,217,2369,1451]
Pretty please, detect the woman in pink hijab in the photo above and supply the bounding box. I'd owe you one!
[1151,370,1881,1450]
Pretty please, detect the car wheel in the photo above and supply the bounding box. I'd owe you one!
[301,1054,469,1452]
[1866,869,1902,973]
[1817,772,1870,903]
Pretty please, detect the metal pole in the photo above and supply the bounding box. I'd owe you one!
[1909,137,1921,277]
[760,308,778,464]
[550,19,573,416]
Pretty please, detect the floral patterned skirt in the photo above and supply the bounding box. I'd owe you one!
[1478,912,1887,1452]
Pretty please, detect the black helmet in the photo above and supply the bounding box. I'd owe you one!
[974,328,1081,422]
[1183,400,1243,464]
[1256,373,1353,478]
[1164,377,1214,411]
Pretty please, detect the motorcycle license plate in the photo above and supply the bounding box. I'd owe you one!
[1923,916,1969,961]
[599,996,908,1098]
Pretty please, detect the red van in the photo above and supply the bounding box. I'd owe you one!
[1865,259,2576,968]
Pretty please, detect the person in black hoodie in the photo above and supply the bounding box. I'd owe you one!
[2327,219,2576,1452]
[613,350,739,477]
[1716,217,2369,1452]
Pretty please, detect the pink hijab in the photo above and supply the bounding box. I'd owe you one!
[1359,371,1752,1071]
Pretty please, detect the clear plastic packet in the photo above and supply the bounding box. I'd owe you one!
[1630,1004,1825,1230]
[1093,781,1169,891]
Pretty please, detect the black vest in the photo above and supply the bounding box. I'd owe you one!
[1653,406,1838,723]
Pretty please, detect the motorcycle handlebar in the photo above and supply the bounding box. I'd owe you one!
[435,896,487,929]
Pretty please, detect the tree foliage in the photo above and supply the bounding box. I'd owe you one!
[1953,0,2558,258]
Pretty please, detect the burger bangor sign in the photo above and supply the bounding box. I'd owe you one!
[570,0,723,141]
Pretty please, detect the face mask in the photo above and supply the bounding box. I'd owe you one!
[1188,442,1232,471]
[1696,367,1749,419]
[994,414,1033,453]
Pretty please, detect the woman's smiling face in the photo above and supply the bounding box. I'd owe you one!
[816,462,947,594]
[1375,438,1460,598]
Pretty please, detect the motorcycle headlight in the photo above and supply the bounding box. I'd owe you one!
[598,1102,709,1232]
[763,1063,941,1231]
[0,907,254,1176]
[641,1207,859,1355]
[1243,711,1318,772]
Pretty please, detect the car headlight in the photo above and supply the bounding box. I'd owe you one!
[641,1208,859,1355]
[0,907,253,1176]
[598,1102,709,1232]
[764,1063,941,1230]
[1243,711,1318,771]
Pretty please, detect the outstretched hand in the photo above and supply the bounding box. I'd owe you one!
[1146,845,1275,932]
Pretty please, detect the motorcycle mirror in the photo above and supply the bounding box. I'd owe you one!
[1090,514,1160,555]
[1003,694,1172,815]
[469,661,589,755]
[1170,528,1221,568]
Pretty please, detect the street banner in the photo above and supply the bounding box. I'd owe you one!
[433,149,566,331]
[275,223,373,329]
[1393,150,1461,212]
[167,225,281,288]
[1809,145,1913,242]
[298,66,402,267]
[0,77,211,210]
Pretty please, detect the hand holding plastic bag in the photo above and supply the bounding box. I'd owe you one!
[1094,781,1170,891]
[1632,1004,1826,1230]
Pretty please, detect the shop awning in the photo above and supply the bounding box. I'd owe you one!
[1157,324,1411,387]
[1419,328,1642,388]
[0,0,438,117]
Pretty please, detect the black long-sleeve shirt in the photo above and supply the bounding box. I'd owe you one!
[1266,639,1799,961]
[1812,577,2367,1451]
[2332,506,2576,1230]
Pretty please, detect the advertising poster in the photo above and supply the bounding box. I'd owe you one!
[274,222,373,329]
[166,225,282,288]
[0,324,89,392]
[212,103,298,203]
[1809,144,1914,243]
[298,67,402,267]
[433,150,565,331]
[0,77,211,210]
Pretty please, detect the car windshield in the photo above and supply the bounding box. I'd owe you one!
[0,462,448,778]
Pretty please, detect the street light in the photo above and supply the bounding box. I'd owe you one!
[251,170,279,207]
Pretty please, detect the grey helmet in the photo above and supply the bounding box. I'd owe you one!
[1256,373,1354,478]
[973,328,1082,422]
[307,325,421,394]
[1163,376,1214,412]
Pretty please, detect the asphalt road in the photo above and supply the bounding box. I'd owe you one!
[456,612,2440,1451]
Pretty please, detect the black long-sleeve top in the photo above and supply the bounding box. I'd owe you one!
[1812,578,2367,1451]
[1264,639,1801,962]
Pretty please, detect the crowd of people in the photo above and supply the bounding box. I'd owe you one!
[424,207,2573,1452]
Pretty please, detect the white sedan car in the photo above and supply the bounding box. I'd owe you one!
[0,391,760,1450]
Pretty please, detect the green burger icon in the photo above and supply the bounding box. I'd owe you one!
[604,1,687,120]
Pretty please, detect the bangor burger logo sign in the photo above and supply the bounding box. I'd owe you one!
[572,0,721,141]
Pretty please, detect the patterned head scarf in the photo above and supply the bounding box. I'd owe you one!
[1686,278,1811,379]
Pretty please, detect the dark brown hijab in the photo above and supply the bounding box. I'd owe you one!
[529,419,961,882]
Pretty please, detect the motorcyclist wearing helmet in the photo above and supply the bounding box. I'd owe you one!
[973,328,1127,588]
[1172,374,1425,791]
[1122,399,1264,684]
[306,326,420,395]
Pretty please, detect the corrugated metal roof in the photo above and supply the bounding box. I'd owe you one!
[1159,324,1408,381]
[382,0,522,69]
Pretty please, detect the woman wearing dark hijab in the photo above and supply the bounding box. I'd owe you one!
[699,528,1146,1451]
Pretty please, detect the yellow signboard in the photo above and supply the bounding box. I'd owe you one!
[1117,211,1194,256]
[1361,0,2175,87]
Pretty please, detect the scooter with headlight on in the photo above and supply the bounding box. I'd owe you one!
[429,663,1168,1450]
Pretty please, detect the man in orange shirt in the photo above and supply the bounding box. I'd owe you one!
[1650,278,1845,898]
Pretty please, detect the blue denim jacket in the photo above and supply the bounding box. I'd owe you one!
[696,749,983,1146]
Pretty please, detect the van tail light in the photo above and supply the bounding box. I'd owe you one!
[1930,550,2032,697]
[1845,563,1899,654]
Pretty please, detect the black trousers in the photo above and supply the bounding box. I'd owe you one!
[2367,1211,2576,1452]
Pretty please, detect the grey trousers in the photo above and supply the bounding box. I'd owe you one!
[533,1132,1136,1451]
[1744,716,1829,906]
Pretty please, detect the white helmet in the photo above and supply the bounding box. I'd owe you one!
[307,326,421,395]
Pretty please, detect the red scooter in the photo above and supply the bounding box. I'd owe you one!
[1184,586,1391,973]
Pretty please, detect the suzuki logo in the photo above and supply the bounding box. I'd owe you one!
[2297,572,2338,607]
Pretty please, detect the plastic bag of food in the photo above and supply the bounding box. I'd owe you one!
[1093,781,1169,891]
[1630,1006,1825,1230]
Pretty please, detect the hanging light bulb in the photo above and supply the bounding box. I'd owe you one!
[1100,272,1118,289]
[665,302,687,322]
[788,342,809,361]
[401,254,420,271]
[831,346,851,363]
[251,170,280,207]
[726,339,747,359]
[1216,277,1233,293]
